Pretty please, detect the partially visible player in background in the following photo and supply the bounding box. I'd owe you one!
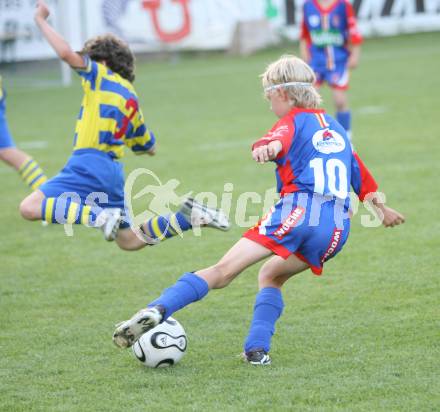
[112,55,405,365]
[300,0,362,139]
[19,0,229,251]
[0,75,47,190]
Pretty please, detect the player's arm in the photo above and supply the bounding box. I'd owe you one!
[252,119,294,164]
[126,108,156,156]
[299,10,311,62]
[344,0,363,69]
[351,152,405,228]
[34,0,85,69]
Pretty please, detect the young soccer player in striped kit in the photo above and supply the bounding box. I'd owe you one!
[0,75,47,190]
[113,55,405,365]
[19,0,229,250]
[300,0,363,139]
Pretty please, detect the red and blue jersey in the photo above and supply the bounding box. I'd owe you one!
[252,108,377,204]
[300,0,362,70]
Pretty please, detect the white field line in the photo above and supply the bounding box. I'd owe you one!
[19,140,49,150]
[355,106,388,115]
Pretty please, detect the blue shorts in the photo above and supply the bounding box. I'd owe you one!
[311,60,349,90]
[0,99,15,149]
[244,192,350,275]
[39,149,129,226]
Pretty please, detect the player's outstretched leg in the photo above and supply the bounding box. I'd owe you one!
[139,197,230,242]
[113,238,272,348]
[242,254,308,366]
[114,198,230,251]
[0,148,47,191]
[19,190,122,241]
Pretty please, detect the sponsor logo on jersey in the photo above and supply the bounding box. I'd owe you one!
[312,128,346,154]
[310,29,344,47]
[321,229,342,263]
[309,15,320,27]
[273,207,305,239]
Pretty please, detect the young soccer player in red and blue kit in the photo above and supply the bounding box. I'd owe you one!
[113,56,405,365]
[300,0,362,139]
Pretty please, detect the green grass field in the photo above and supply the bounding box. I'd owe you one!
[1,32,439,411]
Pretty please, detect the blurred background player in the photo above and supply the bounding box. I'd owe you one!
[0,75,47,190]
[299,0,362,139]
[112,56,405,364]
[19,0,229,251]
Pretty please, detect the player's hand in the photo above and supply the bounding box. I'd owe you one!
[348,46,361,69]
[35,0,50,21]
[380,205,405,228]
[252,140,282,164]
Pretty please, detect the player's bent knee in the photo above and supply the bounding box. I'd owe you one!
[19,197,41,220]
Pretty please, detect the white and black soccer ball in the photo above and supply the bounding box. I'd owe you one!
[132,317,187,368]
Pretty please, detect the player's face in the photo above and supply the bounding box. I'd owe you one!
[268,90,291,118]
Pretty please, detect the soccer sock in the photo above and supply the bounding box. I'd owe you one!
[18,158,47,190]
[142,212,192,242]
[244,287,284,353]
[148,272,209,320]
[42,197,102,226]
[336,111,352,138]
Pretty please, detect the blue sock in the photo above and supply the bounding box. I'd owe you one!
[148,272,209,320]
[336,111,351,136]
[244,287,284,353]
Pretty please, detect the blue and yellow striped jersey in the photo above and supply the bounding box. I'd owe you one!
[74,56,155,159]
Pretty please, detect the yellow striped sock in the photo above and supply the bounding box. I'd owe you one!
[19,158,47,190]
[168,214,180,235]
[30,175,48,190]
[81,205,92,225]
[44,198,55,223]
[66,202,80,224]
[151,216,165,239]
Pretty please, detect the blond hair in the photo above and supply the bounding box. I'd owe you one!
[261,55,322,108]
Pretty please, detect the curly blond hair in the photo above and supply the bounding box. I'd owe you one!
[261,55,322,108]
[80,34,135,82]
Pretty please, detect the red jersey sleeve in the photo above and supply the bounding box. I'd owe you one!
[344,0,363,45]
[351,152,378,201]
[300,12,311,45]
[252,117,295,159]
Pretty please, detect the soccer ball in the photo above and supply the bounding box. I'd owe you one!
[132,317,187,368]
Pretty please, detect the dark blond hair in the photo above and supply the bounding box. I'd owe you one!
[262,55,322,108]
[80,34,135,82]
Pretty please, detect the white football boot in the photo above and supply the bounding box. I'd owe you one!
[179,198,230,231]
[96,208,122,241]
[113,306,164,349]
